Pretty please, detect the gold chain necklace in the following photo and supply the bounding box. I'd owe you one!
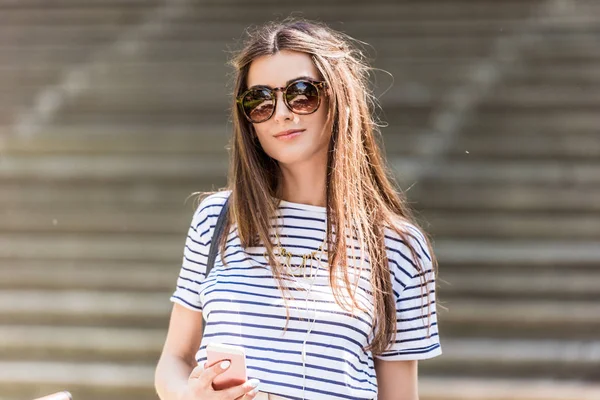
[264,224,328,278]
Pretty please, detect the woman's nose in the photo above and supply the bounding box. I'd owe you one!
[272,91,293,122]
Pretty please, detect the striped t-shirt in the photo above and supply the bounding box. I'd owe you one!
[171,191,441,400]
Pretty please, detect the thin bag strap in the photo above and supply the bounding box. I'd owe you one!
[206,196,230,276]
[202,196,230,334]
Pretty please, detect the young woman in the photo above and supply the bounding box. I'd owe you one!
[155,18,441,400]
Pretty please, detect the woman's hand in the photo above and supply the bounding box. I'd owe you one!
[179,360,260,400]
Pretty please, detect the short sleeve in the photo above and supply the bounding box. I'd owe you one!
[376,223,442,361]
[169,192,229,312]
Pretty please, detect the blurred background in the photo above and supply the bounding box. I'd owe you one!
[1,0,599,399]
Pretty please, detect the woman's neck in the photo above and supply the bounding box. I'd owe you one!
[278,157,327,207]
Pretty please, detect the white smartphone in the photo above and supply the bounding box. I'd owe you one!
[206,342,248,391]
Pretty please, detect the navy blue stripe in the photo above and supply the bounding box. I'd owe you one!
[201,332,371,369]
[178,275,202,285]
[246,356,376,388]
[398,289,436,303]
[205,302,370,334]
[192,231,238,248]
[203,278,373,310]
[202,290,372,327]
[412,268,434,279]
[207,314,368,345]
[272,214,326,224]
[248,364,377,393]
[199,342,376,380]
[182,255,206,269]
[270,223,326,234]
[398,300,436,313]
[398,310,437,323]
[382,342,440,357]
[176,285,199,295]
[394,332,439,344]
[398,322,438,334]
[405,278,435,290]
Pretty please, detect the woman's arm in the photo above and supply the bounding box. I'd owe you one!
[155,303,204,400]
[374,359,419,400]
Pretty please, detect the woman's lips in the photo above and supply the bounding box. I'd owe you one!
[274,129,305,140]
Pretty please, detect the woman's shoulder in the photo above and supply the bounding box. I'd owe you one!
[383,216,433,274]
[190,190,232,227]
[200,189,231,207]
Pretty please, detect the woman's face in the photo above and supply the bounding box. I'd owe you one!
[245,50,331,167]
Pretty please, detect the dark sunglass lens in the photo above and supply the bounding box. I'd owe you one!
[286,81,320,114]
[242,89,274,122]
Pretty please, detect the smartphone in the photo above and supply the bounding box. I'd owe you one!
[206,342,247,391]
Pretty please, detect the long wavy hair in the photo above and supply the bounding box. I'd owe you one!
[197,17,436,356]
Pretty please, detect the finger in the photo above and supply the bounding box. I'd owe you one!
[222,379,260,400]
[198,359,232,387]
[239,387,260,400]
[189,364,205,380]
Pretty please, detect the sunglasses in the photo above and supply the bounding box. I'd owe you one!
[236,78,327,123]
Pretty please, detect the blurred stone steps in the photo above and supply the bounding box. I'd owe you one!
[422,338,600,380]
[0,233,179,263]
[424,211,600,239]
[394,158,600,185]
[0,90,44,108]
[0,8,150,25]
[526,40,600,62]
[440,269,600,300]
[155,21,534,39]
[417,183,600,212]
[0,3,547,26]
[1,127,229,154]
[50,110,230,127]
[0,208,189,234]
[435,239,600,265]
[0,0,159,7]
[0,25,127,46]
[421,377,600,400]
[0,290,170,328]
[444,132,600,160]
[0,360,153,400]
[439,298,600,339]
[62,86,231,112]
[479,85,600,109]
[508,64,600,85]
[186,2,543,20]
[0,325,164,363]
[0,44,105,64]
[0,67,61,90]
[0,260,175,292]
[465,111,600,134]
[0,181,201,209]
[0,154,228,182]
